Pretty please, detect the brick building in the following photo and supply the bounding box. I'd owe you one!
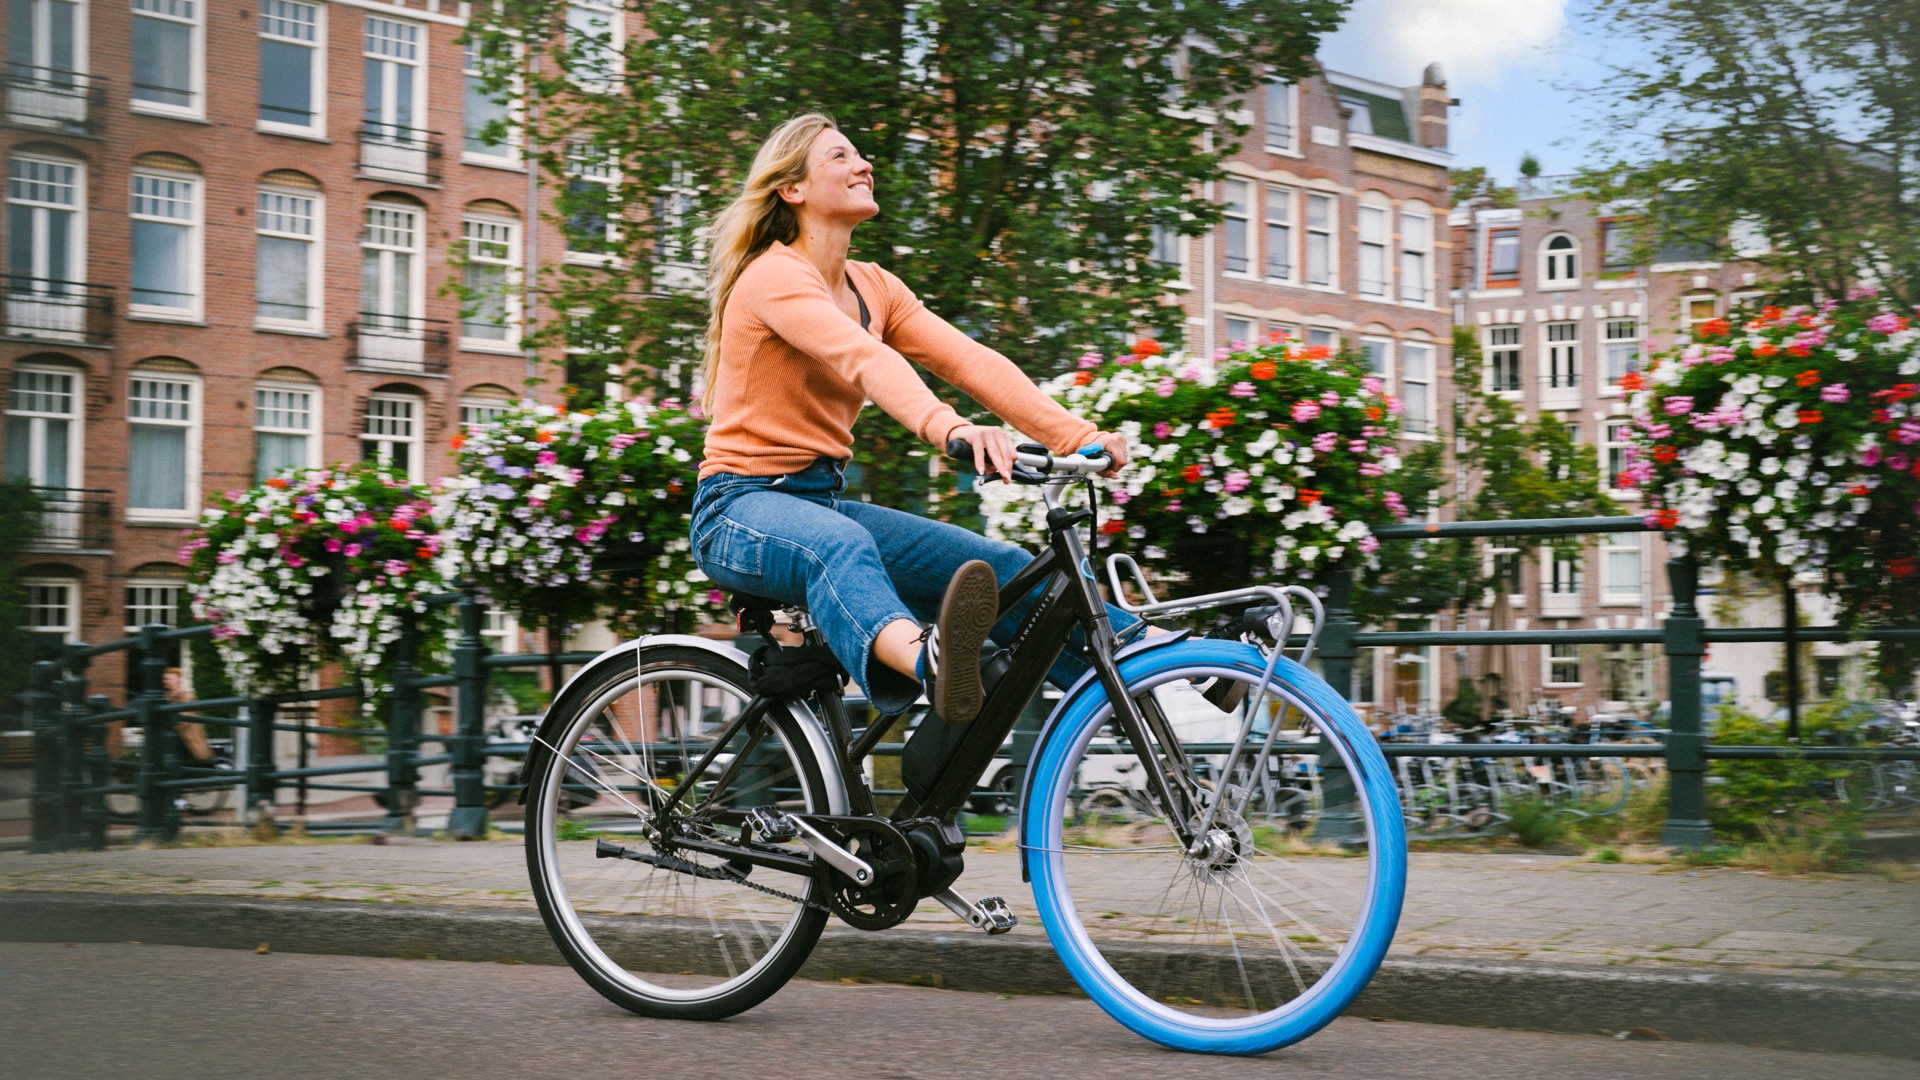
[1161,62,1455,714]
[0,0,625,691]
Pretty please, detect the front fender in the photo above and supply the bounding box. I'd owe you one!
[518,634,848,814]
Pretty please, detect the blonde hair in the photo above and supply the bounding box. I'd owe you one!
[702,112,840,409]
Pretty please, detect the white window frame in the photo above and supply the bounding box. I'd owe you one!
[360,199,425,338]
[1540,233,1579,287]
[362,15,426,148]
[1263,184,1294,282]
[1486,324,1521,395]
[1600,218,1634,276]
[1486,226,1520,288]
[563,141,620,265]
[1603,419,1636,497]
[22,576,79,644]
[1543,321,1580,395]
[459,395,513,430]
[1358,336,1390,378]
[1399,203,1432,304]
[361,391,422,481]
[1221,178,1253,277]
[253,381,320,481]
[256,0,325,137]
[1602,532,1644,605]
[1149,223,1187,286]
[1542,551,1583,619]
[1399,339,1434,439]
[130,0,203,119]
[1545,641,1583,687]
[125,371,198,520]
[459,214,520,352]
[1356,199,1390,298]
[6,362,84,490]
[1306,327,1338,351]
[565,0,623,93]
[1487,546,1526,603]
[125,577,183,633]
[1224,316,1255,350]
[462,35,522,165]
[6,153,86,291]
[1684,294,1718,336]
[128,167,201,320]
[11,0,91,113]
[1304,191,1336,289]
[1263,79,1298,155]
[255,185,322,331]
[1602,318,1641,390]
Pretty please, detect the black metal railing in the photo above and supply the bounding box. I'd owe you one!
[347,314,451,373]
[3,64,105,134]
[2,276,115,345]
[357,123,444,185]
[24,487,113,551]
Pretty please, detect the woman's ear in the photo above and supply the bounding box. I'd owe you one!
[776,181,805,207]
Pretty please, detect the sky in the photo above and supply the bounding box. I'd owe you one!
[1315,0,1636,182]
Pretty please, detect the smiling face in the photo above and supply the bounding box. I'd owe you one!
[779,128,878,227]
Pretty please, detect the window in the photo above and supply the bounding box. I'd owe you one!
[564,142,618,260]
[130,169,198,315]
[1221,179,1251,275]
[566,1,621,91]
[1546,641,1582,686]
[6,364,80,489]
[255,187,319,327]
[1400,340,1433,436]
[1305,192,1334,287]
[652,164,701,273]
[1486,227,1519,287]
[362,392,421,481]
[6,155,84,327]
[10,0,85,124]
[1150,224,1183,271]
[460,395,513,430]
[1815,657,1843,698]
[1544,321,1579,391]
[1264,186,1293,280]
[1357,202,1388,297]
[1224,316,1254,349]
[1730,291,1765,320]
[463,37,517,160]
[1338,94,1373,135]
[254,382,316,480]
[125,579,182,632]
[1487,325,1521,393]
[132,0,200,115]
[1541,233,1578,284]
[1600,219,1633,274]
[1306,327,1338,351]
[1684,295,1718,336]
[362,16,424,147]
[460,215,518,348]
[258,1,321,133]
[1399,204,1431,302]
[1602,319,1641,384]
[1547,555,1582,597]
[127,373,195,515]
[1358,337,1388,376]
[23,577,77,650]
[360,200,424,350]
[1604,420,1634,492]
[1489,548,1524,595]
[1603,533,1642,602]
[1264,80,1296,153]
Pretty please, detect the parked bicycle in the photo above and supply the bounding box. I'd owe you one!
[520,442,1406,1055]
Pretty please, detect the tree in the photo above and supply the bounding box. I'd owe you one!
[467,1,1350,405]
[1575,0,1919,307]
[1449,165,1515,209]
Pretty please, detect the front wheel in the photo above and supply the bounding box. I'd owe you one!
[1024,639,1406,1055]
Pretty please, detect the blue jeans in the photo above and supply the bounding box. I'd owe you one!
[689,458,1135,714]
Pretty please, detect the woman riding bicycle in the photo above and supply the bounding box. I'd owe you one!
[690,112,1134,725]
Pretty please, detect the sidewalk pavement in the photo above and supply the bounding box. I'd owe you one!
[3,839,1916,1057]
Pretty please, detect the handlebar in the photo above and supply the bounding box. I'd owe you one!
[944,438,1112,484]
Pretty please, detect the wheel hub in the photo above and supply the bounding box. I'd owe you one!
[1185,806,1255,883]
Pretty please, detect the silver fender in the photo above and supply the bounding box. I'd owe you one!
[524,634,849,815]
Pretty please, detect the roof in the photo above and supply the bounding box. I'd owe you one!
[1335,87,1412,143]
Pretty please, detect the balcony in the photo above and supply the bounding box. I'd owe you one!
[348,314,450,373]
[25,487,113,552]
[3,65,104,135]
[358,124,444,186]
[3,277,115,346]
[1540,370,1581,409]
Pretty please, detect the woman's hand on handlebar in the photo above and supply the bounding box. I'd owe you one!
[1089,430,1130,476]
[951,424,1019,482]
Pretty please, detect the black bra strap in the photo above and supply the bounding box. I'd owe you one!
[846,274,871,332]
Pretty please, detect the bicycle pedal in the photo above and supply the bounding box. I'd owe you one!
[976,895,1017,934]
[744,806,799,842]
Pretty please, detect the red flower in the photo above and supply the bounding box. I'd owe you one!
[1753,343,1778,358]
[1892,557,1918,579]
[1301,345,1332,361]
[1798,409,1822,425]
[1787,344,1811,358]
[1795,369,1821,388]
[389,518,410,531]
[1364,406,1383,421]
[450,433,466,450]
[1653,509,1679,529]
[1265,329,1289,344]
[1698,318,1731,338]
[1850,484,1871,496]
[534,430,554,443]
[1073,371,1094,386]
[1182,464,1204,483]
[416,547,433,559]
[1653,445,1678,464]
[1619,371,1646,392]
[1099,520,1125,536]
[264,477,288,489]
[1206,407,1236,428]
[1249,360,1277,380]
[1133,338,1163,357]
[1297,488,1324,505]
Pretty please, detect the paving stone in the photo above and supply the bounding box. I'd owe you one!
[1705,930,1875,956]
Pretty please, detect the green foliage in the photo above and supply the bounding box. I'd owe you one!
[467,0,1351,398]
[0,481,43,727]
[1706,704,1873,842]
[1575,0,1919,308]
[1449,166,1516,208]
[1441,679,1485,730]
[1504,796,1572,848]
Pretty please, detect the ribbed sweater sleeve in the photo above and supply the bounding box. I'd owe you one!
[873,266,1099,456]
[742,253,971,448]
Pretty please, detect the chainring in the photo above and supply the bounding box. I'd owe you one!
[817,820,920,931]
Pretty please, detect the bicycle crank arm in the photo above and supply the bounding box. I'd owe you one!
[931,888,1018,934]
[791,816,876,886]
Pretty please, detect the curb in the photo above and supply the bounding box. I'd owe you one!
[3,891,1915,1059]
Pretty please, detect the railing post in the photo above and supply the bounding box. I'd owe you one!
[56,690,96,849]
[77,695,110,849]
[1312,564,1367,847]
[133,626,178,843]
[1661,555,1712,850]
[247,696,279,833]
[26,659,62,853]
[447,587,492,839]
[382,614,422,834]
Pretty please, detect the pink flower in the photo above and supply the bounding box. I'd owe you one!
[707,589,725,606]
[285,553,305,569]
[1868,312,1904,333]
[1229,381,1257,399]
[216,551,238,565]
[1312,431,1339,453]
[1890,453,1913,472]
[324,538,343,553]
[1862,445,1883,467]
[1155,378,1177,398]
[537,450,559,466]
[1222,471,1250,493]
[385,559,408,576]
[1663,395,1695,416]
[1153,421,1172,439]
[1821,383,1850,403]
[343,543,363,558]
[1358,535,1380,555]
[1359,461,1386,477]
[1847,285,1881,301]
[1349,439,1370,454]
[1110,489,1131,504]
[1385,396,1404,414]
[1291,401,1322,422]
[1077,351,1102,370]
[1321,390,1341,406]
[1361,376,1385,395]
[1166,499,1182,512]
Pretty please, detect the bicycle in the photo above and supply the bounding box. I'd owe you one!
[520,442,1406,1055]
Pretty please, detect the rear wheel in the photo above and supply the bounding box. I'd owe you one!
[1025,639,1406,1055]
[525,645,835,1020]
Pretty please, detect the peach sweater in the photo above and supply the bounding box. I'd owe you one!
[699,241,1097,479]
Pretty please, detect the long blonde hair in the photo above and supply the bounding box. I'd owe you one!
[702,112,839,409]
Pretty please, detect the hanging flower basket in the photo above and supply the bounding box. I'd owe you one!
[978,337,1414,599]
[180,464,451,707]
[1622,294,1920,625]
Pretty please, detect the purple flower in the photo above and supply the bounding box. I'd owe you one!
[1821,383,1850,403]
[217,551,238,565]
[483,454,506,470]
[1291,401,1322,422]
[1229,381,1257,399]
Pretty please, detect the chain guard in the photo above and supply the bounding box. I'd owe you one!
[812,817,920,931]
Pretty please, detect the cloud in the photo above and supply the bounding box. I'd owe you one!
[1319,0,1570,87]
